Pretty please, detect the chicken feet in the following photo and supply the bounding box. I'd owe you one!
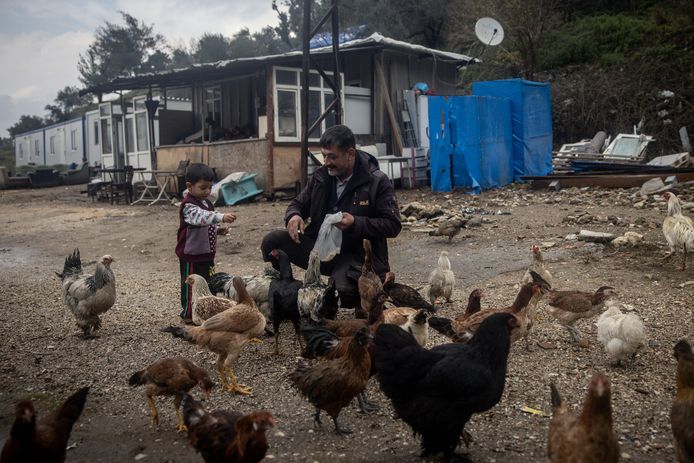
[356,392,379,413]
[222,366,252,395]
[146,396,159,426]
[562,324,590,348]
[313,409,352,435]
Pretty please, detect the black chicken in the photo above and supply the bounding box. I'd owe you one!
[374,312,518,461]
[382,271,436,313]
[267,249,303,355]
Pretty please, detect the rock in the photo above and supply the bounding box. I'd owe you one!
[577,230,616,243]
[577,214,593,224]
[679,281,694,288]
[640,178,667,196]
[541,241,556,248]
[565,233,578,241]
[634,201,646,209]
[467,217,482,227]
[401,201,426,217]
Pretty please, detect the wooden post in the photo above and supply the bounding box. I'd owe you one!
[375,56,404,155]
[266,66,275,193]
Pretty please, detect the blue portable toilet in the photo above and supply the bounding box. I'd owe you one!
[472,79,553,180]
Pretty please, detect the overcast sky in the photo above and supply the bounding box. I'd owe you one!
[0,0,279,137]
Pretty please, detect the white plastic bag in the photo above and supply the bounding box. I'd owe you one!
[313,212,344,262]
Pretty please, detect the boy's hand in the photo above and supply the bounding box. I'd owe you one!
[218,226,230,236]
[222,213,236,223]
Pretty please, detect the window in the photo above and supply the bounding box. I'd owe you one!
[70,129,77,150]
[204,87,221,125]
[34,140,39,157]
[273,67,344,142]
[100,119,112,154]
[133,97,149,152]
[19,143,24,159]
[49,136,55,155]
[93,121,99,145]
[125,117,135,153]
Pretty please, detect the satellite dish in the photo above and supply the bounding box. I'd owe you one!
[475,17,504,46]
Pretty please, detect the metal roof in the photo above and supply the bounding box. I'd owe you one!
[84,33,475,94]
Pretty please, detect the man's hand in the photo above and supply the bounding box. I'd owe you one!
[222,213,237,223]
[287,215,305,244]
[335,212,355,231]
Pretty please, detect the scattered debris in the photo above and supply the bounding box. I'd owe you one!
[611,231,644,247]
[577,230,616,243]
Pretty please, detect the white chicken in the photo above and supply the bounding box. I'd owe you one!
[428,251,455,304]
[520,245,553,287]
[662,192,694,270]
[57,249,116,338]
[596,301,646,366]
[186,274,236,326]
[298,251,339,322]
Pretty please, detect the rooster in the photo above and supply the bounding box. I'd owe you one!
[671,340,694,463]
[207,266,280,318]
[596,301,646,366]
[662,192,694,270]
[186,274,236,326]
[182,394,276,463]
[548,374,619,463]
[428,251,454,304]
[0,387,89,463]
[162,277,266,395]
[298,251,339,321]
[129,357,214,432]
[57,249,116,338]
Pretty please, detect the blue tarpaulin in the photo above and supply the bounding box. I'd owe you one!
[472,79,553,180]
[428,95,513,193]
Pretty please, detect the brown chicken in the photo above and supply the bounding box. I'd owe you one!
[358,239,384,317]
[0,387,89,463]
[546,286,617,347]
[548,374,619,463]
[428,289,483,340]
[320,292,386,338]
[671,339,694,462]
[428,217,467,241]
[289,327,373,434]
[162,277,266,395]
[129,357,214,432]
[451,283,540,343]
[183,394,276,463]
[187,274,237,326]
[382,272,436,312]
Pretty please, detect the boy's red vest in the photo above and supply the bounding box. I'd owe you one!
[176,195,217,262]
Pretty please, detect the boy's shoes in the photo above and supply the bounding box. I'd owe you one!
[179,316,195,325]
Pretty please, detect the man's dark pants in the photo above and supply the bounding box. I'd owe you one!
[261,229,361,309]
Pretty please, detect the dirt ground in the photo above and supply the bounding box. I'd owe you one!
[0,182,692,463]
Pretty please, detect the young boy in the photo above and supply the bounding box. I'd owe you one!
[176,163,235,323]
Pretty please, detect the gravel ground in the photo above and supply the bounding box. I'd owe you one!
[0,182,692,463]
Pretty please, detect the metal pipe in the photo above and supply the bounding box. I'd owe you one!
[300,0,311,188]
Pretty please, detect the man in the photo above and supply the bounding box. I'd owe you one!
[261,124,401,312]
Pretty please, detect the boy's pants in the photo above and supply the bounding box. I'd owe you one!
[180,259,215,319]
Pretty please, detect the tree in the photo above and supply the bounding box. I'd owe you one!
[8,115,45,138]
[44,86,93,123]
[170,47,194,69]
[194,33,232,63]
[78,11,167,88]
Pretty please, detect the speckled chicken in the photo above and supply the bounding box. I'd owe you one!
[207,266,280,318]
[428,251,454,304]
[546,286,617,347]
[548,374,619,463]
[57,249,116,338]
[187,274,236,326]
[661,192,694,270]
[671,339,694,463]
[162,277,266,395]
[129,357,214,432]
[298,251,339,322]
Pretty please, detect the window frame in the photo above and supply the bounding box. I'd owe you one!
[132,96,150,153]
[49,135,55,155]
[273,66,345,143]
[93,120,99,146]
[19,143,24,159]
[34,139,40,157]
[70,129,77,151]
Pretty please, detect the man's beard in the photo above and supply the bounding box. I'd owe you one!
[327,168,337,176]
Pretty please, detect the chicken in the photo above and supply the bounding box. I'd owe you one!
[428,289,483,339]
[382,308,430,346]
[298,251,340,321]
[428,217,467,241]
[207,266,280,318]
[57,249,116,338]
[520,245,553,288]
[128,357,214,432]
[382,271,435,313]
[358,239,385,317]
[662,192,694,270]
[186,274,236,326]
[428,251,454,304]
[671,339,694,463]
[596,301,646,366]
[451,283,540,344]
[162,277,266,395]
[289,327,373,434]
[548,374,619,463]
[182,394,276,463]
[374,313,518,460]
[267,249,303,355]
[319,292,386,338]
[0,387,89,463]
[546,286,617,347]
